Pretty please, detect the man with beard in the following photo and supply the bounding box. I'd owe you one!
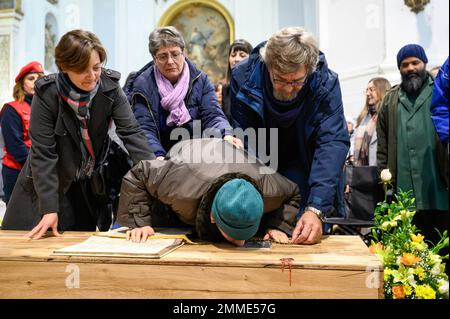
[229,27,350,243]
[377,45,449,266]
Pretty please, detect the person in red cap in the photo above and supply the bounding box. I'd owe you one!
[0,61,44,204]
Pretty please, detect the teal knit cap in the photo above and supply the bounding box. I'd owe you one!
[211,179,264,240]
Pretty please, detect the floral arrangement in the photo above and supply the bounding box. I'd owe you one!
[369,169,449,299]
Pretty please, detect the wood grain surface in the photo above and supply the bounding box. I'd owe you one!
[0,231,383,299]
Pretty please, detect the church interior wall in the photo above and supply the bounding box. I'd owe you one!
[0,0,448,120]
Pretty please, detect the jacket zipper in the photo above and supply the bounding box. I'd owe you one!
[185,73,202,104]
[133,92,161,142]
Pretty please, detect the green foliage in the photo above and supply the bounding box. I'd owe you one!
[369,190,449,299]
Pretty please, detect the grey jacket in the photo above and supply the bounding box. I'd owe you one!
[117,138,301,236]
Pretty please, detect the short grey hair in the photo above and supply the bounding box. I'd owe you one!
[261,26,320,75]
[148,26,186,57]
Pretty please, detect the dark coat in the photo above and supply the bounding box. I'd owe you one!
[229,42,349,215]
[221,83,232,122]
[117,138,300,236]
[431,57,449,145]
[124,59,232,157]
[2,69,154,230]
[377,79,448,190]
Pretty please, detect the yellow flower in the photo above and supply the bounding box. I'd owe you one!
[404,285,412,296]
[407,210,415,218]
[370,242,383,254]
[389,221,398,228]
[383,268,394,281]
[399,210,409,221]
[428,253,442,265]
[411,233,424,243]
[411,241,427,251]
[381,221,391,231]
[414,267,425,280]
[392,285,406,299]
[400,253,421,266]
[415,284,436,299]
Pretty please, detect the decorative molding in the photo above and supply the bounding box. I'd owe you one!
[404,0,430,14]
[45,21,57,72]
[0,0,22,14]
[0,34,11,105]
[159,0,234,44]
[158,0,235,84]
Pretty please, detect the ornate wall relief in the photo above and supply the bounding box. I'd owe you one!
[159,0,234,84]
[404,0,430,14]
[0,35,10,104]
[45,13,58,72]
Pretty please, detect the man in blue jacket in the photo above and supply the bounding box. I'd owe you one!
[430,57,449,147]
[230,27,349,244]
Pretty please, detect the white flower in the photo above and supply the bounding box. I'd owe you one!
[381,221,391,230]
[380,169,392,183]
[429,253,442,265]
[438,280,449,295]
[431,264,442,276]
[389,221,398,228]
[407,274,417,287]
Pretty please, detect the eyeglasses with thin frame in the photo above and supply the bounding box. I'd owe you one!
[270,72,307,88]
[364,87,376,95]
[155,51,184,64]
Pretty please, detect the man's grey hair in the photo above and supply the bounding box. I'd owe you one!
[148,26,186,57]
[261,26,320,75]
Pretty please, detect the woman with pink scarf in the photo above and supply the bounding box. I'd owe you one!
[125,26,241,159]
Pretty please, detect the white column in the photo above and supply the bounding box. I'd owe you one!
[0,8,23,106]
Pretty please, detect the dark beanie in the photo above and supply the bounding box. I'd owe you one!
[211,179,264,240]
[397,44,428,69]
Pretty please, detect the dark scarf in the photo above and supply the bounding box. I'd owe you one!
[56,72,100,178]
[24,95,33,106]
[263,66,308,128]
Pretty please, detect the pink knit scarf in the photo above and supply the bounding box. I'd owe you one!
[154,61,191,127]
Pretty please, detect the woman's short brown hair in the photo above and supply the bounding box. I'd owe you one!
[55,29,107,73]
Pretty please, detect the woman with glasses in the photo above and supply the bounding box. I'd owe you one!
[2,30,153,237]
[123,26,240,160]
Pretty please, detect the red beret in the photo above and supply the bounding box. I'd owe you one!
[15,61,44,83]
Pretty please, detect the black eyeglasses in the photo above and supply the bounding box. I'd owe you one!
[272,78,307,87]
[155,51,183,63]
[270,72,307,87]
